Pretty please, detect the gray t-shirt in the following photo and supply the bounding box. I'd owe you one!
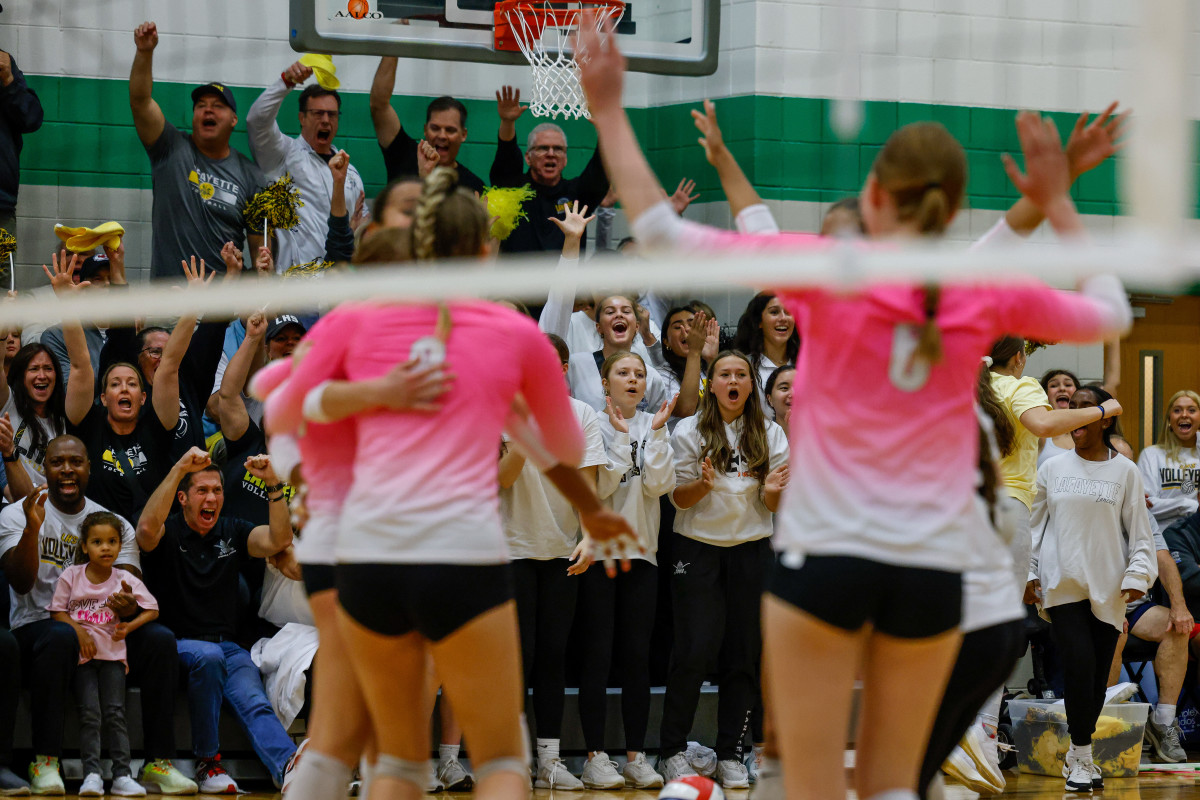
[146,123,265,280]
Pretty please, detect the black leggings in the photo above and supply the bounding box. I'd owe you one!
[660,536,772,762]
[1048,601,1121,746]
[918,619,1025,798]
[513,558,579,740]
[577,560,657,753]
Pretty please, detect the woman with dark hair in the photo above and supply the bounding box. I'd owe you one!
[0,342,68,499]
[764,363,795,430]
[731,292,799,404]
[657,306,718,424]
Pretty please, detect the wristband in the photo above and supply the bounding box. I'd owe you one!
[2,453,16,463]
[1098,406,1106,421]
[281,72,295,87]
[264,482,286,494]
[269,494,287,503]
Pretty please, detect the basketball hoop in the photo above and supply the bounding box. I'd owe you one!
[494,0,625,120]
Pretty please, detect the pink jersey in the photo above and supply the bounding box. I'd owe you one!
[48,565,158,668]
[632,200,1131,571]
[265,300,583,564]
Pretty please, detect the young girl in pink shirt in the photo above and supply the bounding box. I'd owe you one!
[50,511,158,797]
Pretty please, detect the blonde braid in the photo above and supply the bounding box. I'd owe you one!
[413,167,460,261]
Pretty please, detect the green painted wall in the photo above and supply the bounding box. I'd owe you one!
[26,75,1133,213]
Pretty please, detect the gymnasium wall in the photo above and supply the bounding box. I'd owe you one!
[3,0,1175,367]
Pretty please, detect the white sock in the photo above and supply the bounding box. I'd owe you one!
[285,749,353,800]
[1068,742,1093,761]
[359,757,375,798]
[977,688,1004,735]
[1155,703,1177,726]
[536,738,560,768]
[439,744,460,764]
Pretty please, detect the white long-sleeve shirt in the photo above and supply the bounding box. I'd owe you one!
[670,414,789,546]
[246,78,365,273]
[567,351,670,415]
[538,254,661,360]
[597,410,676,565]
[1031,451,1158,631]
[1137,444,1199,530]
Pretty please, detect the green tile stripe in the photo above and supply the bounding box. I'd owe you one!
[22,75,1140,214]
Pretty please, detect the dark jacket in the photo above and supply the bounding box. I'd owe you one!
[0,55,44,212]
[489,136,609,254]
[1163,511,1200,618]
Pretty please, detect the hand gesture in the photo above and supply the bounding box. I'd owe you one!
[112,622,131,642]
[1001,111,1070,211]
[1101,398,1122,418]
[692,99,727,165]
[651,394,678,431]
[0,52,12,88]
[351,191,369,231]
[176,446,212,474]
[1023,579,1042,605]
[669,178,699,215]
[329,149,350,184]
[0,413,14,458]
[103,241,127,284]
[496,85,528,123]
[1066,101,1128,179]
[245,312,267,339]
[1168,603,1195,636]
[244,454,280,485]
[574,17,625,117]
[105,580,137,619]
[283,61,314,87]
[1121,588,1145,604]
[134,22,159,52]
[685,310,708,353]
[180,256,214,287]
[764,463,789,494]
[579,506,641,578]
[76,626,97,660]
[701,317,720,361]
[42,252,87,295]
[567,537,593,576]
[699,456,715,491]
[604,397,629,434]
[220,241,244,274]
[417,139,439,178]
[22,485,48,531]
[254,246,273,275]
[376,358,454,412]
[547,200,595,240]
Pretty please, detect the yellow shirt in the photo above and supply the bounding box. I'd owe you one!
[991,373,1051,510]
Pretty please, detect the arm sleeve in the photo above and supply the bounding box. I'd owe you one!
[325,213,355,262]
[128,574,159,611]
[631,200,823,257]
[116,518,142,572]
[1122,468,1160,593]
[538,256,578,339]
[0,69,43,133]
[245,79,294,175]
[1139,448,1199,524]
[145,122,181,164]
[517,322,585,467]
[768,424,790,471]
[1010,378,1052,419]
[735,204,781,235]
[578,402,607,468]
[597,427,633,500]
[381,126,419,181]
[640,425,677,498]
[262,312,355,435]
[490,136,526,187]
[1029,469,1049,581]
[968,216,1022,251]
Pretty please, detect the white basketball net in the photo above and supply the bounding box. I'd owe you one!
[503,0,625,120]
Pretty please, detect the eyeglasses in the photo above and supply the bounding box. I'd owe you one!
[531,145,566,156]
[305,109,340,119]
[140,347,164,358]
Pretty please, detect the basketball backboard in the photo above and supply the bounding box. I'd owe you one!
[289,0,718,75]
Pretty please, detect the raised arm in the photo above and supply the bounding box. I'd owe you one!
[129,22,166,148]
[0,487,47,594]
[672,311,709,418]
[217,312,265,442]
[1019,400,1122,439]
[247,62,311,172]
[136,447,209,552]
[692,100,762,218]
[41,254,97,426]
[243,455,293,557]
[151,259,209,430]
[369,57,402,148]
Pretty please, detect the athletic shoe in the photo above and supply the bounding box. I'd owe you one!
[425,762,445,793]
[684,742,718,777]
[1105,682,1139,705]
[436,756,473,792]
[282,738,309,795]
[348,779,361,797]
[1090,762,1104,791]
[716,759,750,789]
[962,720,1005,790]
[0,766,30,796]
[745,745,764,784]
[750,757,782,800]
[78,774,103,797]
[580,753,625,790]
[1147,718,1188,763]
[110,776,146,797]
[621,753,663,789]
[139,760,198,795]
[26,757,63,796]
[534,758,583,790]
[661,753,698,783]
[942,745,1000,794]
[1063,750,1093,793]
[195,755,239,794]
[926,773,946,800]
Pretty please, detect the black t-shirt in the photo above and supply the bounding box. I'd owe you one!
[220,420,276,526]
[142,512,254,639]
[381,127,485,195]
[69,404,174,526]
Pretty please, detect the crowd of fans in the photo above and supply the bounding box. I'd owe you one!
[0,18,1195,800]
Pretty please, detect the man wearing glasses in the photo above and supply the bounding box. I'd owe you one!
[246,59,365,273]
[489,85,611,254]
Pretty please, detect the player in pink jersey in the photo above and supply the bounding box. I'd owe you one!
[576,24,1131,800]
[265,168,636,800]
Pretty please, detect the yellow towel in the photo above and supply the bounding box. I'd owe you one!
[299,54,339,90]
[54,221,125,253]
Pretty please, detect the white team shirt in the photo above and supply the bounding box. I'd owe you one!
[2,394,63,488]
[568,351,670,415]
[597,409,676,565]
[1137,444,1199,530]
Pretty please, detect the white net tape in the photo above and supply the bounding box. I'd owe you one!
[504,0,625,120]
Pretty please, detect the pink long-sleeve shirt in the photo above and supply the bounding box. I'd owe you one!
[265,301,584,565]
[633,200,1131,571]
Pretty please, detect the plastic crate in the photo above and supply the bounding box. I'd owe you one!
[1009,699,1149,777]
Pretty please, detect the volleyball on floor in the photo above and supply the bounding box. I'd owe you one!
[658,776,725,800]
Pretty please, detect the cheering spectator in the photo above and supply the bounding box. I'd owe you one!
[39,247,119,388]
[489,87,610,253]
[129,21,265,279]
[247,60,365,273]
[0,46,43,238]
[370,57,485,194]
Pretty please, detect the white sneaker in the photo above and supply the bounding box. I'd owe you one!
[716,759,750,789]
[684,742,717,777]
[581,753,625,790]
[436,756,473,792]
[425,761,445,793]
[110,776,146,797]
[78,774,103,797]
[195,755,239,794]
[962,721,1005,790]
[745,745,764,784]
[661,753,697,783]
[622,753,663,789]
[942,745,1000,794]
[1105,682,1139,705]
[282,738,308,795]
[534,758,583,790]
[1063,750,1093,793]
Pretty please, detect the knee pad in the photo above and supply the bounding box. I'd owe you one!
[474,757,530,784]
[373,755,428,789]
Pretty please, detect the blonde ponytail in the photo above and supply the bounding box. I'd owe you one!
[411,166,490,262]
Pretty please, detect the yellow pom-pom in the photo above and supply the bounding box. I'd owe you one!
[483,185,536,241]
[245,174,306,235]
[0,229,16,262]
[285,258,335,277]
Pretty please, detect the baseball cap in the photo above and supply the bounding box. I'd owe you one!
[191,83,237,113]
[266,315,306,340]
[78,252,110,282]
